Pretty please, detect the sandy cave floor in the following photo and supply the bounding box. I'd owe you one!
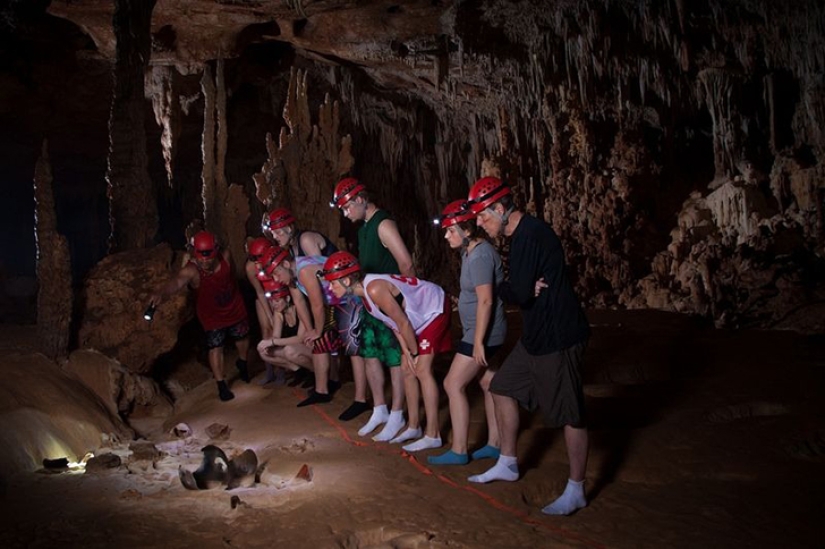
[0,309,823,548]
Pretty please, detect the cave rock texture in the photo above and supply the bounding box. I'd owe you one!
[1,0,823,335]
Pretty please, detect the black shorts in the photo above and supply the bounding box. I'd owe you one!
[456,340,502,361]
[490,340,587,428]
[205,319,250,350]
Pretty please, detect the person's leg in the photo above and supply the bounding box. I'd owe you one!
[477,367,501,452]
[207,342,234,401]
[365,357,386,407]
[357,357,389,435]
[388,363,422,443]
[234,336,250,382]
[297,352,331,407]
[565,425,588,482]
[429,353,479,464]
[542,425,589,515]
[340,355,372,420]
[208,346,225,381]
[402,355,443,452]
[467,393,519,482]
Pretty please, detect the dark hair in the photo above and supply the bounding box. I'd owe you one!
[495,193,514,211]
[456,219,480,238]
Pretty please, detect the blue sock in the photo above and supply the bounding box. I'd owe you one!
[471,444,500,461]
[427,450,469,466]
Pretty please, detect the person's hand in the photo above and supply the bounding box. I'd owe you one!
[473,340,487,367]
[303,329,320,346]
[404,350,419,373]
[534,277,547,297]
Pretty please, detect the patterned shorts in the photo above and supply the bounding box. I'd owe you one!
[358,312,402,367]
[204,318,250,350]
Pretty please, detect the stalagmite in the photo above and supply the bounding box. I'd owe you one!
[33,141,72,361]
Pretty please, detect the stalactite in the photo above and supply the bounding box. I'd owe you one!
[200,63,217,230]
[34,140,72,361]
[252,67,353,249]
[106,0,158,252]
[697,68,740,186]
[149,65,180,187]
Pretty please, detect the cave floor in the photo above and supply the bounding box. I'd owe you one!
[1,310,823,548]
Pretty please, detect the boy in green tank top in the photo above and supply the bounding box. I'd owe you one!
[333,178,414,441]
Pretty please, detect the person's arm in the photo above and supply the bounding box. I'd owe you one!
[151,264,197,305]
[367,279,417,357]
[297,231,325,257]
[498,235,541,307]
[298,267,326,341]
[377,219,415,276]
[246,261,274,326]
[267,310,284,340]
[472,282,494,366]
[290,286,314,337]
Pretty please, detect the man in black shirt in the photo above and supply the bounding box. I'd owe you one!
[466,176,591,516]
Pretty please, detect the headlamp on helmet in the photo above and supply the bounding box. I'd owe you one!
[435,199,475,229]
[331,177,366,209]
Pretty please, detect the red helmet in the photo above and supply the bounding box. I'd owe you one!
[261,279,290,300]
[437,199,475,228]
[247,237,272,262]
[321,251,361,281]
[467,177,511,214]
[191,231,217,259]
[331,177,366,209]
[262,208,296,232]
[261,245,290,277]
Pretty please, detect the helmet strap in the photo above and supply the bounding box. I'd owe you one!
[501,205,516,228]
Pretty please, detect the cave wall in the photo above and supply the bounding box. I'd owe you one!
[1,0,823,333]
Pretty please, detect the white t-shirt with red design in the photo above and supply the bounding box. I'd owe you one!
[362,274,445,335]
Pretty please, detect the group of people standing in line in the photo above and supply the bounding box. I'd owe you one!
[151,176,591,516]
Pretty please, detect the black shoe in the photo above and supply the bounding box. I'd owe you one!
[236,359,250,383]
[297,391,331,407]
[217,381,235,402]
[329,379,342,395]
[338,400,371,421]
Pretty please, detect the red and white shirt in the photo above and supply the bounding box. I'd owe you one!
[362,274,445,335]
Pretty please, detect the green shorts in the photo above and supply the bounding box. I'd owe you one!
[358,312,402,367]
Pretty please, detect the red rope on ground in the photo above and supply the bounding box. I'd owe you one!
[293,388,605,548]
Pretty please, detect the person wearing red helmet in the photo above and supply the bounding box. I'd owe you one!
[467,176,591,516]
[265,246,365,407]
[255,279,312,386]
[426,200,507,466]
[262,207,337,259]
[322,252,452,453]
[151,230,250,402]
[332,177,414,440]
[244,236,278,370]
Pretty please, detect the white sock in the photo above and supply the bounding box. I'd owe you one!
[388,426,422,444]
[467,454,519,483]
[372,410,406,442]
[402,436,442,453]
[541,479,587,515]
[358,405,389,437]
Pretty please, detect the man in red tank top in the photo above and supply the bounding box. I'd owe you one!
[151,231,250,402]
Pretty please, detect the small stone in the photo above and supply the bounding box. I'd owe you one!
[294,463,313,483]
[205,422,231,440]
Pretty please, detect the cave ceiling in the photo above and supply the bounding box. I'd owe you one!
[2,0,824,332]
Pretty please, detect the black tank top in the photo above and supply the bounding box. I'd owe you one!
[281,311,299,339]
[294,230,338,258]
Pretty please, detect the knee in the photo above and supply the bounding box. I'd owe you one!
[443,375,463,397]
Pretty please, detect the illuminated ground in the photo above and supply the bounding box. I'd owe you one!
[0,310,823,548]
